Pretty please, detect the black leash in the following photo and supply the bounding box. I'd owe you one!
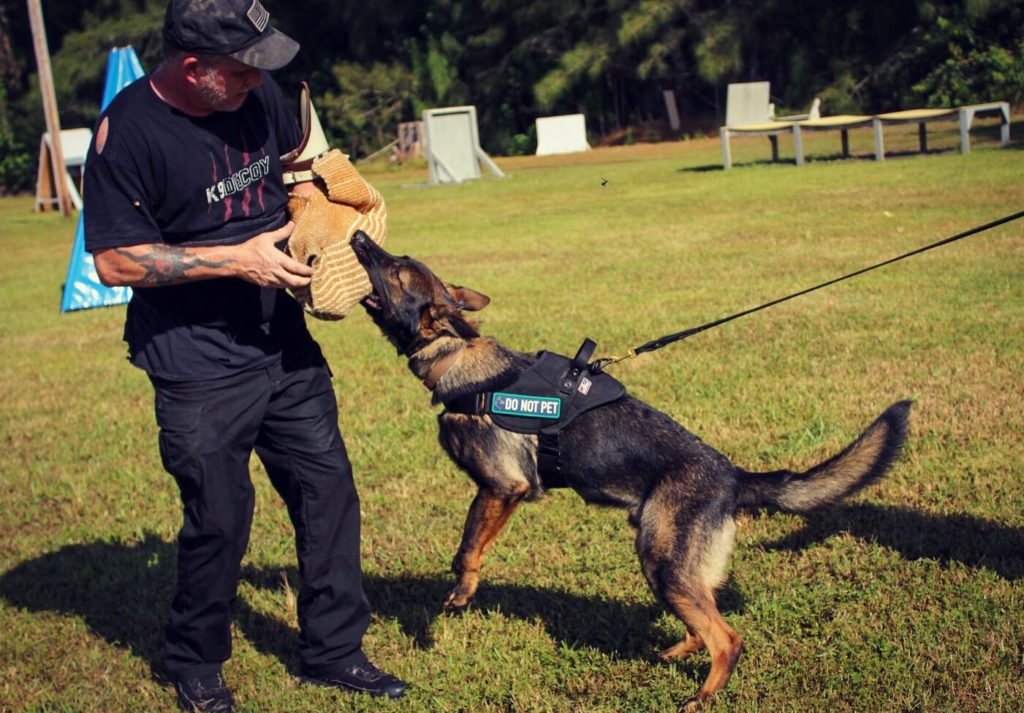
[591,208,1024,372]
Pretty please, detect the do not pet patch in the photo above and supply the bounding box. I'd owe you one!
[491,393,561,419]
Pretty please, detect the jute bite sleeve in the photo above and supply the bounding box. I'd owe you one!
[286,149,387,320]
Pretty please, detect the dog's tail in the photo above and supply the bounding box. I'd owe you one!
[736,401,911,513]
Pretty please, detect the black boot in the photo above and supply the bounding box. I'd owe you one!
[174,672,234,712]
[303,658,408,699]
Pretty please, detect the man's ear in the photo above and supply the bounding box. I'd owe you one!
[180,54,204,86]
[446,284,490,311]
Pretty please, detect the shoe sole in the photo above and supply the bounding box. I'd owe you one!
[299,675,407,699]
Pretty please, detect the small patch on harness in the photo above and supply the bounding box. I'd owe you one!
[491,392,561,419]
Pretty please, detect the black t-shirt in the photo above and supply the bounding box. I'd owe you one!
[84,73,322,381]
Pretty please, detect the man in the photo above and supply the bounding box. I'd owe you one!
[83,1,408,710]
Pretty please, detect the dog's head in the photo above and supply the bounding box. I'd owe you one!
[350,231,489,355]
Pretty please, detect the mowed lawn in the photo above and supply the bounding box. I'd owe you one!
[1,123,1022,712]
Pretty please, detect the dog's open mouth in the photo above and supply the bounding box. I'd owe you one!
[361,291,382,311]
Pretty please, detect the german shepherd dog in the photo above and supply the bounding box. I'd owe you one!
[350,232,910,709]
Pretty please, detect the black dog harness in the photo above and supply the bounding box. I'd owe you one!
[445,340,626,488]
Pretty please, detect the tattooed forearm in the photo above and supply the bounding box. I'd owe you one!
[113,245,234,286]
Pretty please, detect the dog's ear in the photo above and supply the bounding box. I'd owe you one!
[446,284,490,311]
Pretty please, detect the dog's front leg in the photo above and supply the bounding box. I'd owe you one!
[444,488,524,610]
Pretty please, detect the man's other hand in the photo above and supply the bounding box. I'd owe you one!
[235,222,314,289]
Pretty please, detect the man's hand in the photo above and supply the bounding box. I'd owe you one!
[233,222,313,289]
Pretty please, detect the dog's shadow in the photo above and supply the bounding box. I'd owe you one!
[1,504,1020,676]
[762,503,1024,580]
[240,564,694,668]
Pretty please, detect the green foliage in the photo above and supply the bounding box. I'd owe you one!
[0,83,32,194]
[909,20,1024,107]
[536,41,612,110]
[0,140,31,195]
[617,0,678,46]
[862,0,1024,110]
[426,34,463,103]
[44,2,163,125]
[617,0,691,82]
[319,61,416,158]
[3,0,1022,170]
[2,0,162,192]
[817,71,867,115]
[509,131,533,156]
[693,14,742,85]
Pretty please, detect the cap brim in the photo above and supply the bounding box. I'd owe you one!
[230,26,299,71]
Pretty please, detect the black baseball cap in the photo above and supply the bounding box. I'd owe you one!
[163,0,299,70]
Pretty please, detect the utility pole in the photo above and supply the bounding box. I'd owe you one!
[27,0,71,216]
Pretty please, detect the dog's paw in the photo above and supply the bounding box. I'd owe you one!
[442,587,474,612]
[677,694,702,712]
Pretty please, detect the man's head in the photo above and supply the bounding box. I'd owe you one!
[165,52,261,112]
[159,0,297,113]
[163,0,299,71]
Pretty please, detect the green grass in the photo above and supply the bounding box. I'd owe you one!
[1,121,1022,712]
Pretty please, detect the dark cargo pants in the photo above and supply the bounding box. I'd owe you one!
[152,360,370,679]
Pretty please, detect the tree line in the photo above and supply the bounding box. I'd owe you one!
[2,0,1022,192]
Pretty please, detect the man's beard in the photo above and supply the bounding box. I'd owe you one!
[196,72,247,112]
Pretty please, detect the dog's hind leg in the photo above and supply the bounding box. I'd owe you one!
[635,484,743,709]
[444,487,526,610]
[665,588,742,711]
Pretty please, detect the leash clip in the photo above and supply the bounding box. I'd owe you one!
[589,348,637,374]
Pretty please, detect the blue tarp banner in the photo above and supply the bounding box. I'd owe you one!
[60,46,145,313]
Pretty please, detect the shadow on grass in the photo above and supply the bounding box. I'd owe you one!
[0,533,696,675]
[238,564,715,665]
[680,148,968,173]
[0,533,174,678]
[2,504,1020,675]
[763,503,1024,580]
[679,158,785,173]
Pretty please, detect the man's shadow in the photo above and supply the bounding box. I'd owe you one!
[1,504,1020,677]
[0,533,680,679]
